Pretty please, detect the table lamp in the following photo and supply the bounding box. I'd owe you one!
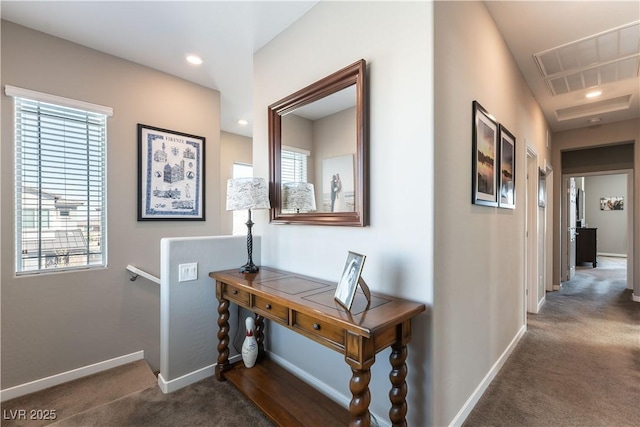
[226,177,271,273]
[282,182,316,213]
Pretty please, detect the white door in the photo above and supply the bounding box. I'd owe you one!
[567,178,577,280]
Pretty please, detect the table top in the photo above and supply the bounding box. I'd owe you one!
[211,266,425,338]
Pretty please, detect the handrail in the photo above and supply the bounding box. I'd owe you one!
[126,264,160,284]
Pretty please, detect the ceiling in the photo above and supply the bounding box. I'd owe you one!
[2,1,639,136]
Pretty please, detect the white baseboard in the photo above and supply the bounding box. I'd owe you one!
[157,354,241,394]
[632,293,640,303]
[0,351,145,402]
[448,324,527,427]
[597,253,626,258]
[537,294,546,312]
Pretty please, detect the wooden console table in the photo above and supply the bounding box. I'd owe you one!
[210,267,425,427]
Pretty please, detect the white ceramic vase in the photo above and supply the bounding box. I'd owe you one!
[241,316,258,368]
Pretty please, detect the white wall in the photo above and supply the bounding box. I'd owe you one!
[584,174,628,256]
[434,2,551,425]
[1,21,221,388]
[254,2,433,425]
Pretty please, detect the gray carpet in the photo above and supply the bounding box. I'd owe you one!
[50,377,274,427]
[463,256,640,427]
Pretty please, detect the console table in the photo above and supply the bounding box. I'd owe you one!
[210,267,425,427]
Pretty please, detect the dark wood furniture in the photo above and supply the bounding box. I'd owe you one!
[210,267,425,427]
[576,227,597,267]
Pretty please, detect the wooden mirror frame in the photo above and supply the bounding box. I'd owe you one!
[268,59,368,226]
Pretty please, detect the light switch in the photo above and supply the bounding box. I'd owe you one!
[178,262,198,282]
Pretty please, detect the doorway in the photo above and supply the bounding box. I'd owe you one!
[561,170,632,290]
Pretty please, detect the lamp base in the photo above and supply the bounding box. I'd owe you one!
[239,262,259,274]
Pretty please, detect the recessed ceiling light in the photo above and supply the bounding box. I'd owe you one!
[585,90,602,99]
[587,117,601,124]
[186,54,203,65]
[238,119,249,126]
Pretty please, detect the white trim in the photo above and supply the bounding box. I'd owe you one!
[597,252,627,258]
[0,351,144,402]
[632,293,640,302]
[537,293,546,312]
[4,85,113,117]
[281,145,311,156]
[157,355,241,394]
[449,325,527,427]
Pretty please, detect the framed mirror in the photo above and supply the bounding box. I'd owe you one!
[269,59,368,226]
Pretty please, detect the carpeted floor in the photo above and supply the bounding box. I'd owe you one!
[463,256,640,427]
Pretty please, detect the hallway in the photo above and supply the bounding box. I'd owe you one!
[463,256,639,426]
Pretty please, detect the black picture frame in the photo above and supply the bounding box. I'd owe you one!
[472,101,499,207]
[498,124,516,209]
[137,124,206,221]
[334,251,366,311]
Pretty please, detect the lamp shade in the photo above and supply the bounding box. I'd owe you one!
[282,182,316,212]
[226,178,271,211]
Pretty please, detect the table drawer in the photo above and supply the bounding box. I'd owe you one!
[222,284,250,306]
[253,295,288,323]
[293,312,345,348]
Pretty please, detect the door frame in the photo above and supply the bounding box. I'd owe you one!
[561,169,634,288]
[526,146,539,313]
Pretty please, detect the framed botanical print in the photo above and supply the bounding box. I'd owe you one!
[498,124,516,209]
[472,101,499,207]
[138,124,205,221]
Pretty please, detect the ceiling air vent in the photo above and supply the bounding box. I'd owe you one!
[534,21,640,96]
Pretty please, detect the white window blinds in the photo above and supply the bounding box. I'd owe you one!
[281,146,309,184]
[9,87,110,274]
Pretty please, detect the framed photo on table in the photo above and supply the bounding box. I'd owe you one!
[498,124,516,209]
[472,101,499,207]
[138,124,205,221]
[334,251,366,311]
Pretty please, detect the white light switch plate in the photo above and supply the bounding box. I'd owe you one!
[178,262,198,282]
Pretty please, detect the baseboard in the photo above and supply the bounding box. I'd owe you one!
[597,253,626,258]
[157,354,242,394]
[632,293,640,303]
[448,324,527,427]
[268,352,391,427]
[537,294,546,312]
[0,351,144,402]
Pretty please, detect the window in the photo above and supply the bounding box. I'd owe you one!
[7,86,112,274]
[281,146,309,184]
[232,163,253,235]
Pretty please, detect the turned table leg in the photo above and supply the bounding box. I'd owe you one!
[349,367,372,427]
[254,314,266,361]
[215,296,230,380]
[388,343,408,426]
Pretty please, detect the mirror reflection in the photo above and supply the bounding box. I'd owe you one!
[269,59,368,226]
[280,86,356,214]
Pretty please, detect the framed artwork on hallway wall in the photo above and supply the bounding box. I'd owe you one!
[498,124,516,209]
[472,101,499,207]
[137,124,206,221]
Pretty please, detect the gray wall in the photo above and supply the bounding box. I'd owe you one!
[219,131,252,235]
[434,2,551,424]
[254,2,433,424]
[584,174,628,256]
[1,21,221,388]
[159,235,260,387]
[552,120,639,297]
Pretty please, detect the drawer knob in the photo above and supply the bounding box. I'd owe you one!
[265,304,272,310]
[232,290,238,295]
[313,323,321,330]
